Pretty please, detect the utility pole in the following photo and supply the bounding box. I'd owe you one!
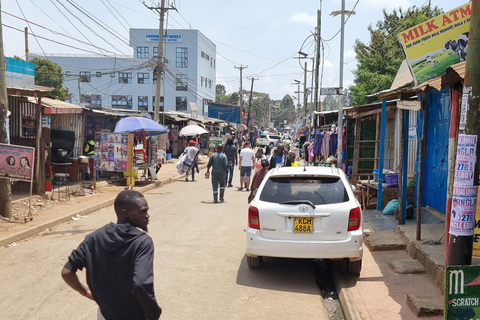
[293,80,301,124]
[314,7,322,112]
[303,61,308,124]
[0,4,12,218]
[246,77,257,136]
[447,0,479,266]
[234,65,247,121]
[331,0,353,168]
[24,27,29,61]
[144,1,176,123]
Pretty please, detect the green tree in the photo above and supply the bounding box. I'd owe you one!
[350,3,442,105]
[271,95,295,127]
[215,84,228,103]
[30,57,69,100]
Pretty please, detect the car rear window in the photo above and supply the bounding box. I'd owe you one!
[259,176,349,205]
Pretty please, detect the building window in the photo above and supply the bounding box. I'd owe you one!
[137,47,149,59]
[153,47,158,57]
[65,71,71,77]
[210,57,212,68]
[65,94,72,103]
[138,96,148,111]
[208,79,212,89]
[110,72,115,78]
[79,71,91,82]
[176,96,187,112]
[152,96,164,112]
[201,76,204,86]
[176,47,188,68]
[96,72,102,77]
[81,94,102,106]
[201,51,210,61]
[138,73,150,84]
[204,78,208,87]
[176,74,188,91]
[118,72,132,84]
[112,95,132,109]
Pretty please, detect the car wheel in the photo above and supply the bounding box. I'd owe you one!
[269,142,274,147]
[347,259,362,274]
[247,255,262,268]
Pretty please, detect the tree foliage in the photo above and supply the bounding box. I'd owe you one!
[30,57,69,100]
[350,3,442,105]
[271,95,295,127]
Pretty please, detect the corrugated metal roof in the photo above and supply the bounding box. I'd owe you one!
[27,97,84,114]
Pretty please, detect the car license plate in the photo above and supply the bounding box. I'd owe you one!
[294,217,313,233]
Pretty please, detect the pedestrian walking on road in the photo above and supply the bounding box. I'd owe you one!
[269,142,292,169]
[206,145,228,203]
[223,137,238,187]
[184,140,200,181]
[248,158,269,203]
[238,141,255,191]
[61,190,162,320]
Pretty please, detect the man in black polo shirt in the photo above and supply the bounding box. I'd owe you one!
[61,190,162,320]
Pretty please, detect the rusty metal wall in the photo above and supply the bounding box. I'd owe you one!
[50,114,84,157]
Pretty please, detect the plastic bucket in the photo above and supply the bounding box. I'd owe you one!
[166,153,172,160]
[385,173,399,188]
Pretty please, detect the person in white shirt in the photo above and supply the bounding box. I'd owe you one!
[238,141,255,191]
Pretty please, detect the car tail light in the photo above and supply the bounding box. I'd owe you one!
[248,206,260,229]
[348,207,361,231]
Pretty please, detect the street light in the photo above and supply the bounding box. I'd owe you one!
[330,0,355,168]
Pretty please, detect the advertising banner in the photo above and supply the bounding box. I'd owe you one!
[0,143,35,182]
[445,265,480,319]
[94,132,131,172]
[450,134,478,237]
[397,2,471,84]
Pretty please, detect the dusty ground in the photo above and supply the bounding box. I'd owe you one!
[0,155,207,239]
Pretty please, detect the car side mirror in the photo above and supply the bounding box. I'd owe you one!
[351,185,356,192]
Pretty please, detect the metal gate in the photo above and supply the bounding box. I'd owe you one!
[422,88,450,214]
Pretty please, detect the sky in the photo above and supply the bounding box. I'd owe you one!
[0,0,460,101]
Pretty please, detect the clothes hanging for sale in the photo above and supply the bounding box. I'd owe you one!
[321,131,330,157]
[329,132,337,156]
[312,132,323,155]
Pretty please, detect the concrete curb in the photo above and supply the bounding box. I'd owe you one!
[0,164,207,247]
[333,268,363,320]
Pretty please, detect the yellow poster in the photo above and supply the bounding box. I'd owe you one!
[397,2,471,84]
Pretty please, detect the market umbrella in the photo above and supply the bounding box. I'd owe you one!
[179,124,208,136]
[238,123,247,131]
[114,117,168,136]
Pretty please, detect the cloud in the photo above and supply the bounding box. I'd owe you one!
[289,13,317,27]
[344,49,356,60]
[322,58,334,69]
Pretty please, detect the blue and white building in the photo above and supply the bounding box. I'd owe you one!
[38,29,216,117]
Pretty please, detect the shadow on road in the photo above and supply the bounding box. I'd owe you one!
[236,254,320,295]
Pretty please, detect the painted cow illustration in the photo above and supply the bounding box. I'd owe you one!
[444,32,469,62]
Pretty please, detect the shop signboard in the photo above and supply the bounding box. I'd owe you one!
[445,265,480,319]
[397,2,471,84]
[0,143,35,182]
[5,57,35,88]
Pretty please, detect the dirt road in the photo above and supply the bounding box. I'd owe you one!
[0,173,329,319]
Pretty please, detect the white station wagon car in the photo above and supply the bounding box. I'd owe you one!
[246,165,363,274]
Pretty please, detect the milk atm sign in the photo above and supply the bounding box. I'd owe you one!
[445,266,480,319]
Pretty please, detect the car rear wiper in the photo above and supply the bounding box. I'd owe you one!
[279,200,316,209]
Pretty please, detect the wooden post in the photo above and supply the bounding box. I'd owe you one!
[0,4,12,218]
[447,1,480,265]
